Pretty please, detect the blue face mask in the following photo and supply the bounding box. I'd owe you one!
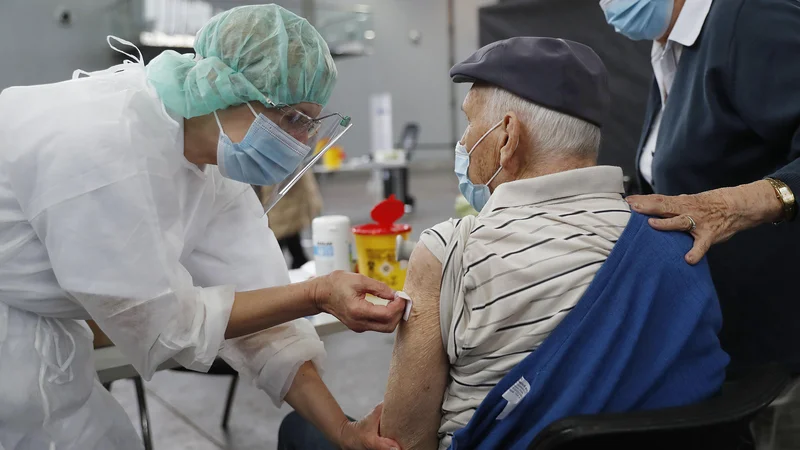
[215,103,311,186]
[599,0,673,41]
[455,120,503,212]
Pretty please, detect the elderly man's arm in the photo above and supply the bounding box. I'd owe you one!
[381,242,450,450]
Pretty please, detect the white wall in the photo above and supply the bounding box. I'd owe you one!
[0,0,494,160]
[0,0,140,89]
[326,0,496,160]
[454,0,498,136]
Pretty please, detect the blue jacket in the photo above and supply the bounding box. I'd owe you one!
[449,212,729,450]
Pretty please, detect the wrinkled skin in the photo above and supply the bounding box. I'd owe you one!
[625,180,784,265]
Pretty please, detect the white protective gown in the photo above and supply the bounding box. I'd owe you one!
[0,58,325,449]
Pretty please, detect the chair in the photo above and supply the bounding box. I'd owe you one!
[103,377,153,450]
[170,359,240,431]
[104,360,238,450]
[529,364,791,450]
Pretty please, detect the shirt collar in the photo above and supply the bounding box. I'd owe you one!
[662,0,713,48]
[480,166,625,214]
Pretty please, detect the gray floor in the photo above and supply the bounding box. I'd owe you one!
[109,166,459,449]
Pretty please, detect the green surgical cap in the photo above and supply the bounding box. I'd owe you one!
[146,4,337,119]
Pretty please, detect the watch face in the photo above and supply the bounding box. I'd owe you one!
[767,178,796,222]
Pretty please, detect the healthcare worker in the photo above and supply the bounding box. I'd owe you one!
[0,5,404,450]
[600,0,800,446]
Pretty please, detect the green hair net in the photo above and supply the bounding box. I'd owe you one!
[145,4,337,119]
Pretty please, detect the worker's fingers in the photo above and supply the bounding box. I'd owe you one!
[365,320,399,334]
[626,194,682,217]
[356,275,396,300]
[360,402,382,428]
[685,238,712,266]
[360,404,400,450]
[366,436,400,450]
[362,295,404,319]
[355,299,404,328]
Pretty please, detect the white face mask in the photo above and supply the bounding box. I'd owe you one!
[454,121,504,212]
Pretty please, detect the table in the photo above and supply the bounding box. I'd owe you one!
[95,265,347,384]
[314,159,410,205]
[312,159,407,174]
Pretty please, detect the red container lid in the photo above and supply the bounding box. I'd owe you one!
[352,195,412,236]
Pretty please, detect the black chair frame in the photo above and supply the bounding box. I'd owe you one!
[530,364,791,450]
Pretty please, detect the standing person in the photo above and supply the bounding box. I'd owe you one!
[600,0,800,446]
[261,172,322,269]
[0,5,403,450]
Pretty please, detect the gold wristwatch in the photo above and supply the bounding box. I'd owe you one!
[765,177,797,223]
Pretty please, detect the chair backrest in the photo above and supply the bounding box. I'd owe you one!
[529,363,791,450]
[396,123,420,156]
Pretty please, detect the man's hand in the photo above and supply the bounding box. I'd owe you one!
[312,271,405,333]
[626,180,783,265]
[339,404,399,450]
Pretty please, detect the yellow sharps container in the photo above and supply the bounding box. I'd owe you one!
[352,195,411,291]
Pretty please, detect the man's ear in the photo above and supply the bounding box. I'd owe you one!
[498,112,521,174]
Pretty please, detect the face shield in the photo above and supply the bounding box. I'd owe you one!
[261,104,353,213]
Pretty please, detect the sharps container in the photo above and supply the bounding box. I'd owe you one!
[352,195,412,291]
[312,215,353,276]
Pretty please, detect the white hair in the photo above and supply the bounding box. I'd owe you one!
[483,86,601,158]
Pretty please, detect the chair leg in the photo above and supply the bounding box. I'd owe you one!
[222,375,239,432]
[133,376,153,450]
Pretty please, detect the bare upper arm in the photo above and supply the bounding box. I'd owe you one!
[380,241,449,450]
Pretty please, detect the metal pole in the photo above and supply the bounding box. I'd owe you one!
[134,377,153,450]
[447,0,457,148]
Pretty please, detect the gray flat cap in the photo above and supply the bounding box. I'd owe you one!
[451,36,609,128]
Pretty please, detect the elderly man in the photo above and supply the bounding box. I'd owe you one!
[278,37,728,450]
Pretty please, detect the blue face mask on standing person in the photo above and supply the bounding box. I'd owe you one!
[215,103,311,186]
[599,0,674,41]
[454,120,504,212]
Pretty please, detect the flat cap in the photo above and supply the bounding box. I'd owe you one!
[450,37,609,128]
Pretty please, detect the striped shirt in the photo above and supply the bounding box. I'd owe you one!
[419,166,631,449]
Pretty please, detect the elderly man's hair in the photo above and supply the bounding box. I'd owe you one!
[484,86,601,158]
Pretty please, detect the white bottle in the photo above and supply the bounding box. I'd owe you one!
[312,215,353,276]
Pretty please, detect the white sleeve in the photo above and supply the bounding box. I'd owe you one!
[419,218,459,264]
[15,152,233,379]
[183,183,325,406]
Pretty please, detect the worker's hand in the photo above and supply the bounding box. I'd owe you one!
[626,181,783,265]
[313,271,405,333]
[339,403,400,450]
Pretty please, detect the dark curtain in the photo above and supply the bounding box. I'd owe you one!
[479,0,653,185]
